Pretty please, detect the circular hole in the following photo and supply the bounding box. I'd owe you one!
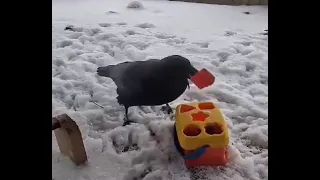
[183,124,201,137]
[205,123,223,135]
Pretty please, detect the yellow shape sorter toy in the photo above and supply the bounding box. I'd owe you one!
[175,102,229,151]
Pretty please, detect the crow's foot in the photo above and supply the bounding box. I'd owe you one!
[161,103,173,114]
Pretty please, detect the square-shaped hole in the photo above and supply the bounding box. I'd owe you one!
[198,102,215,110]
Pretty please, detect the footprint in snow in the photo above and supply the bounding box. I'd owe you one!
[124,30,136,36]
[116,22,127,26]
[155,33,176,39]
[225,30,236,36]
[217,51,231,62]
[193,42,209,48]
[135,23,155,29]
[106,10,118,14]
[123,166,153,180]
[110,128,141,154]
[98,23,112,27]
[113,141,140,154]
[64,25,83,32]
[56,40,73,48]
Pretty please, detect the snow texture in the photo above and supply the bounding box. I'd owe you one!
[52,0,268,180]
[127,1,145,9]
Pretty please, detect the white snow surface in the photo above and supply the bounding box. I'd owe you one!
[52,0,268,180]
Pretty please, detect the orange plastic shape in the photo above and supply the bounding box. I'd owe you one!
[184,147,228,168]
[190,68,215,89]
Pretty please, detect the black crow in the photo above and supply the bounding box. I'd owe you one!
[97,55,199,125]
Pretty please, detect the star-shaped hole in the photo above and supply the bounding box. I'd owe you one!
[191,111,209,121]
[180,105,196,113]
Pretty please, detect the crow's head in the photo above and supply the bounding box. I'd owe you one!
[161,55,199,79]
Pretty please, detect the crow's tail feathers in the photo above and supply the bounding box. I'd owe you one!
[97,65,115,77]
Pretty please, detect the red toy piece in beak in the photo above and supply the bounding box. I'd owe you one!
[190,68,215,89]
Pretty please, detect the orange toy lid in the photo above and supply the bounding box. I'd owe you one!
[190,68,215,89]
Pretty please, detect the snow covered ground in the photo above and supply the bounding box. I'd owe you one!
[52,0,268,179]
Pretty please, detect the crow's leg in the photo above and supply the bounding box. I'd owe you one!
[123,106,134,126]
[161,103,173,114]
[166,103,173,114]
[125,106,129,119]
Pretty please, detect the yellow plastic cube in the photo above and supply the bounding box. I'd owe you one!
[175,102,229,150]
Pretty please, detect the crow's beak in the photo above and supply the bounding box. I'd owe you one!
[188,66,199,78]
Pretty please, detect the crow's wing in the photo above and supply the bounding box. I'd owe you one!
[107,60,161,98]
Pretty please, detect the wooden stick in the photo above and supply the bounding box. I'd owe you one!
[52,117,61,130]
[52,114,87,165]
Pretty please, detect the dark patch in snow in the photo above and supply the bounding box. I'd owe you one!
[217,51,231,62]
[245,62,256,72]
[57,40,73,48]
[262,30,268,35]
[237,41,252,47]
[259,78,268,85]
[127,1,145,9]
[98,23,112,27]
[135,23,155,29]
[155,33,176,39]
[125,30,136,35]
[91,28,101,35]
[64,25,83,32]
[160,105,174,114]
[149,131,156,137]
[106,11,118,14]
[117,22,127,26]
[65,25,74,31]
[53,58,66,67]
[113,141,140,154]
[225,31,236,36]
[259,74,268,85]
[190,167,208,180]
[137,167,152,180]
